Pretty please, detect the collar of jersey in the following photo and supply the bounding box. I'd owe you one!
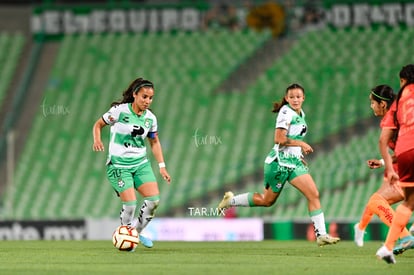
[128,103,146,117]
[287,104,303,117]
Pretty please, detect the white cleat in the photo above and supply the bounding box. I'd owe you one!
[316,234,340,246]
[218,191,234,210]
[354,223,365,247]
[376,245,396,264]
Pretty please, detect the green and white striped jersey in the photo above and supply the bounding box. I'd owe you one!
[102,103,157,168]
[265,104,307,164]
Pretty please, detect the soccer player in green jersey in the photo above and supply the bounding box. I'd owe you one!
[218,83,340,246]
[93,77,171,248]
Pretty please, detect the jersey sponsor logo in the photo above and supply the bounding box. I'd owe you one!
[122,116,130,123]
[299,125,307,136]
[124,141,138,148]
[131,125,145,137]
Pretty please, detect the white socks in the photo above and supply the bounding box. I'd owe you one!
[136,199,159,233]
[120,203,136,226]
[310,210,327,236]
[231,193,253,207]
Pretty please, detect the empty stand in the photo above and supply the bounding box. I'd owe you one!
[0,32,25,106]
[4,29,271,219]
[4,26,409,221]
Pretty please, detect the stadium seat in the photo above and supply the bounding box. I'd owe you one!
[0,32,25,106]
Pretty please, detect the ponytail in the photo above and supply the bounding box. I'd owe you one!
[394,64,414,129]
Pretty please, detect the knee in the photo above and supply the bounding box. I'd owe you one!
[262,199,276,207]
[310,190,320,200]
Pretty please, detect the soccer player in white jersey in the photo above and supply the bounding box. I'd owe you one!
[218,83,340,246]
[93,77,171,248]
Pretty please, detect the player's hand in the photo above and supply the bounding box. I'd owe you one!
[300,142,313,155]
[367,159,382,169]
[386,169,399,185]
[93,141,105,151]
[160,168,171,184]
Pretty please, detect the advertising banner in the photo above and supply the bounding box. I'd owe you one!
[0,220,87,240]
[87,218,263,241]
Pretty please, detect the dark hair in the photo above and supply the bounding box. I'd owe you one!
[370,84,395,108]
[272,83,305,113]
[394,64,414,128]
[111,77,154,107]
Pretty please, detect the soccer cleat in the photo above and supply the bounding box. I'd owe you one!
[129,218,153,248]
[218,191,234,210]
[393,235,414,255]
[316,234,340,246]
[139,234,153,248]
[376,245,396,264]
[354,223,365,247]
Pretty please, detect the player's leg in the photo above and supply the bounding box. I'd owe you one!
[132,162,160,248]
[378,150,414,261]
[219,188,280,209]
[131,182,159,248]
[354,205,373,247]
[376,182,412,240]
[218,160,286,209]
[390,150,414,255]
[107,165,137,227]
[377,199,411,263]
[389,187,414,255]
[119,190,137,227]
[355,183,406,247]
[135,182,160,232]
[290,172,339,246]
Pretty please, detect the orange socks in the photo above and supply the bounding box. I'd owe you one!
[359,193,411,238]
[358,203,374,230]
[384,204,413,250]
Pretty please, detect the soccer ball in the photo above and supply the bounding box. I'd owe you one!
[112,225,139,251]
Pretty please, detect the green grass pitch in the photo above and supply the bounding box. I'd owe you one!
[0,240,413,274]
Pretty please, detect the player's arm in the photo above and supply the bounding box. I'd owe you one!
[274,128,313,154]
[379,127,398,183]
[92,118,107,151]
[148,134,171,183]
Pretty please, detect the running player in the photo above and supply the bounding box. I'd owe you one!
[218,83,340,246]
[354,85,414,247]
[92,77,171,249]
[376,64,414,263]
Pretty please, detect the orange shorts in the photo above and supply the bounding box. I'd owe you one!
[397,149,414,187]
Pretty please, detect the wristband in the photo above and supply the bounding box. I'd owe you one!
[158,162,166,168]
[379,159,385,166]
